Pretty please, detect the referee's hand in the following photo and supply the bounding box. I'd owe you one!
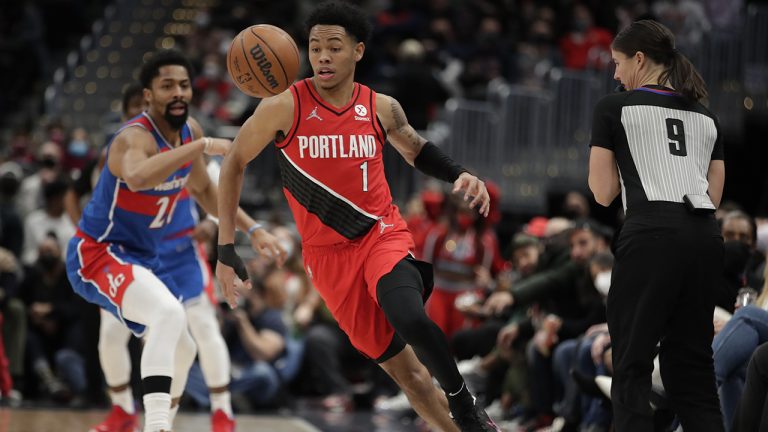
[452,172,490,217]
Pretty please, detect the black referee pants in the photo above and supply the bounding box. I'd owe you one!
[607,207,724,432]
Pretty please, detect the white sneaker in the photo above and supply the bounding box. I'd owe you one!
[374,391,412,412]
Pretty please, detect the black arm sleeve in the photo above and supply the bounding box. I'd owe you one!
[413,142,467,183]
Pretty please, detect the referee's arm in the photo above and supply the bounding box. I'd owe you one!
[588,147,621,207]
[707,160,725,208]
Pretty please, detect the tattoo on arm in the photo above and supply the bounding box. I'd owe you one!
[390,97,425,149]
[391,98,407,130]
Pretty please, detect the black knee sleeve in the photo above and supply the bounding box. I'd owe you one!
[376,258,463,391]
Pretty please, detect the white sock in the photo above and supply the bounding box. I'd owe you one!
[112,387,135,415]
[142,393,171,432]
[210,391,233,418]
[169,404,180,427]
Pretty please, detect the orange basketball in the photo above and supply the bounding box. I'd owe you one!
[226,24,300,98]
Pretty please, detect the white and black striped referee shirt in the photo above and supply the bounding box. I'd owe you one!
[590,85,723,211]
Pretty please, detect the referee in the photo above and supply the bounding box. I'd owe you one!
[588,21,725,432]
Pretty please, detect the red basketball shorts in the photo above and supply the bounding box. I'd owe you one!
[302,209,414,360]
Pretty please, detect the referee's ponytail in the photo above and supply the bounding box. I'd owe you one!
[613,20,708,102]
[661,49,707,102]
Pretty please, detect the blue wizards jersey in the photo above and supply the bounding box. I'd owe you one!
[78,112,195,257]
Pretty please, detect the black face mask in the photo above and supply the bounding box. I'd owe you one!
[38,254,59,268]
[723,240,750,277]
[0,177,20,197]
[164,100,189,130]
[40,157,58,169]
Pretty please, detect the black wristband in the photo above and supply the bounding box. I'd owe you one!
[217,243,249,282]
[414,142,467,183]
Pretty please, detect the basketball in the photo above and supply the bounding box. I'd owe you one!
[226,25,300,98]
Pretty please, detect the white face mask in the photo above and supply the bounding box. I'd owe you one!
[594,271,612,297]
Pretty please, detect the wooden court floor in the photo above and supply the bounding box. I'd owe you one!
[1,408,321,432]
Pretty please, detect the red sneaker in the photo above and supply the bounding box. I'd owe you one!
[89,406,139,432]
[211,409,235,432]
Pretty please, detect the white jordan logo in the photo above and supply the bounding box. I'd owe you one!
[379,218,395,234]
[306,106,323,121]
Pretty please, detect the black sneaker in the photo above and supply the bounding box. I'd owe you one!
[451,398,501,432]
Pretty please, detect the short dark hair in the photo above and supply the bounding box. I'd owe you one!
[121,82,143,115]
[139,49,194,89]
[305,1,372,45]
[509,233,540,254]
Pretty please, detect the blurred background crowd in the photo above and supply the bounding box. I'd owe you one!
[1,0,768,431]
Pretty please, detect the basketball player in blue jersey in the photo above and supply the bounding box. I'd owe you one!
[92,189,262,432]
[66,50,284,432]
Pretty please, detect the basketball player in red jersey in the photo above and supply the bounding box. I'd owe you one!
[216,3,499,431]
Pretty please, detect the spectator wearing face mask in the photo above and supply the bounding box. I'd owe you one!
[16,142,63,219]
[0,162,24,258]
[421,195,502,338]
[20,233,92,403]
[560,4,613,70]
[549,252,614,431]
[63,127,94,173]
[21,176,75,266]
[721,211,765,294]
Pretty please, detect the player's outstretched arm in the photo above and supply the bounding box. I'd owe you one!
[109,126,229,191]
[376,93,490,216]
[186,117,287,266]
[216,91,294,308]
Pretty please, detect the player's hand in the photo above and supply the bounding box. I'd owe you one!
[249,228,287,267]
[216,243,251,309]
[203,137,232,156]
[452,172,490,217]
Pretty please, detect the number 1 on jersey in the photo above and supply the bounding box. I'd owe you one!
[359,161,369,192]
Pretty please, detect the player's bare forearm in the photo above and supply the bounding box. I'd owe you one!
[121,138,205,191]
[217,153,244,245]
[377,94,426,165]
[234,208,259,234]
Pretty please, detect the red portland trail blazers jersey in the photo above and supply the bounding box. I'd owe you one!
[78,113,194,256]
[277,79,394,246]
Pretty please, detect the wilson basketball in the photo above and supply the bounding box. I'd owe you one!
[227,24,300,98]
